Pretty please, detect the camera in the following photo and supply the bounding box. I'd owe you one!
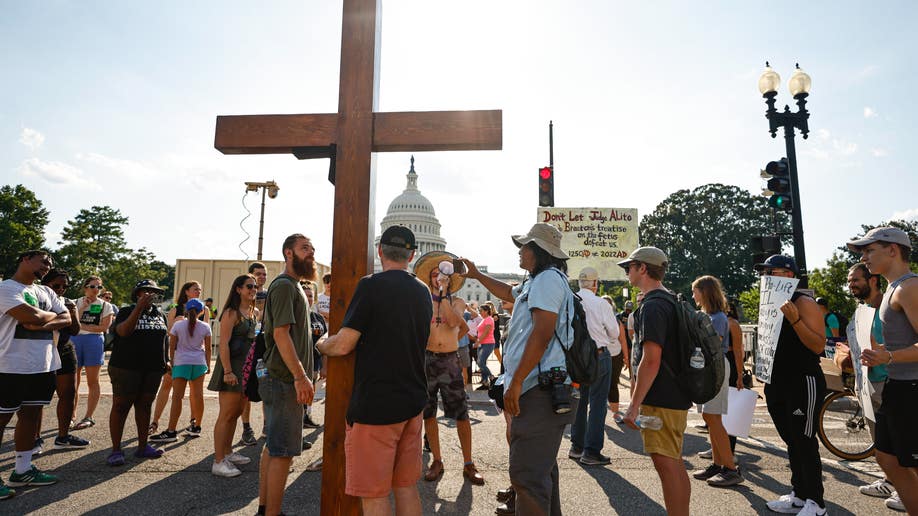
[538,366,572,414]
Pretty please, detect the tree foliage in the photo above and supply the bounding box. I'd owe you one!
[808,252,858,319]
[0,184,50,278]
[639,183,791,298]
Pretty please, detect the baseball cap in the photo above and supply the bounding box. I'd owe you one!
[624,301,634,310]
[753,254,799,275]
[617,247,669,270]
[379,225,417,250]
[185,298,205,313]
[578,267,599,281]
[846,226,912,251]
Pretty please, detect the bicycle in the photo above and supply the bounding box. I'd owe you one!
[816,371,875,461]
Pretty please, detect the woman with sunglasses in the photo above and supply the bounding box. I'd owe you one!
[208,274,258,477]
[37,269,90,450]
[151,281,209,434]
[71,275,116,431]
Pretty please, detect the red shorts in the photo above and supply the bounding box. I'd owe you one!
[344,412,423,498]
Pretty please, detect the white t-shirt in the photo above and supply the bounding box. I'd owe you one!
[76,297,115,335]
[0,279,66,373]
[169,319,212,366]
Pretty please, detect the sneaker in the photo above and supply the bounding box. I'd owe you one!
[186,425,202,437]
[568,446,584,460]
[580,452,611,466]
[303,414,321,429]
[212,459,242,478]
[8,465,58,487]
[106,451,126,467]
[32,437,44,455]
[707,466,744,487]
[0,479,14,500]
[226,452,251,465]
[797,499,826,516]
[697,448,713,459]
[859,478,894,498]
[149,430,178,443]
[241,427,257,446]
[692,463,723,481]
[766,492,805,513]
[54,434,90,449]
[612,412,625,424]
[305,458,323,472]
[184,418,197,433]
[886,492,905,512]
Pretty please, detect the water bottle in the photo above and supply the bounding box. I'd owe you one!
[255,358,267,379]
[255,321,263,336]
[635,415,663,431]
[689,347,705,369]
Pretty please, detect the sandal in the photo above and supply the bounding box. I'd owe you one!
[73,417,95,430]
[107,451,126,467]
[148,421,158,434]
[135,444,164,459]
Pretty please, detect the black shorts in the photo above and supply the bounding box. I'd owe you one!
[876,379,918,467]
[57,341,77,376]
[0,372,57,414]
[108,366,162,398]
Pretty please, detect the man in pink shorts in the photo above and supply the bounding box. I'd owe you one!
[319,226,432,515]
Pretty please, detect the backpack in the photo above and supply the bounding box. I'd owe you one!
[641,290,725,404]
[548,270,599,385]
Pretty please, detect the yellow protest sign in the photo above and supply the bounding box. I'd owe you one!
[537,207,639,281]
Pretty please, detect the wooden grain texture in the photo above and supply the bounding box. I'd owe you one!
[373,110,502,151]
[214,114,337,154]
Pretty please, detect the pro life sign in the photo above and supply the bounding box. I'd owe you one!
[754,275,799,384]
[538,208,639,281]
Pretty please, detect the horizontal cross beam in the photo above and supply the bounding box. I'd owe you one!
[214,110,502,155]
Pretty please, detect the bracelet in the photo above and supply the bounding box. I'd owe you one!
[791,318,801,326]
[887,350,894,365]
[294,374,308,382]
[224,372,234,376]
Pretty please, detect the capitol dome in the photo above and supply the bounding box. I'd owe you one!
[375,156,446,268]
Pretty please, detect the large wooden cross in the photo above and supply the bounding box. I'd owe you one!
[213,1,501,513]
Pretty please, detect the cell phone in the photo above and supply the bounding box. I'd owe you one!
[452,259,467,275]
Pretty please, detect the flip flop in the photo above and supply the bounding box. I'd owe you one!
[107,451,126,467]
[73,417,95,430]
[135,444,164,459]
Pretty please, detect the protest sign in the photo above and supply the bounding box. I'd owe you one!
[538,207,639,281]
[846,304,876,421]
[754,275,800,384]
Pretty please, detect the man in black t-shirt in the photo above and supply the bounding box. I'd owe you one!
[619,247,691,516]
[319,226,432,515]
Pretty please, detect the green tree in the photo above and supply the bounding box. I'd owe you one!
[0,184,50,278]
[738,286,760,323]
[841,220,918,267]
[56,206,130,288]
[808,252,858,320]
[103,249,172,305]
[639,183,790,298]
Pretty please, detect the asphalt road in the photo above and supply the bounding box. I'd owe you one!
[0,367,894,515]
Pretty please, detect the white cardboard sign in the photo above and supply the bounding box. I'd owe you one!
[846,304,877,421]
[754,275,800,384]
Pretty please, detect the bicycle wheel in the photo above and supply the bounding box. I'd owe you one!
[817,390,875,461]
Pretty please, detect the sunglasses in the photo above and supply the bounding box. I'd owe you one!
[761,268,789,276]
[243,284,257,289]
[86,285,104,289]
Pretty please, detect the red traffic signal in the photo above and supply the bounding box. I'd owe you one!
[538,166,554,207]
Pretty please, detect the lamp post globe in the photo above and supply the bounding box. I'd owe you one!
[788,64,812,98]
[758,62,781,96]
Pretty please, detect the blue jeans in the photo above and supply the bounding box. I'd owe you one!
[570,349,612,455]
[477,344,495,382]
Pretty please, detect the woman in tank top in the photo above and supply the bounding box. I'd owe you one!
[208,274,258,477]
[71,275,116,430]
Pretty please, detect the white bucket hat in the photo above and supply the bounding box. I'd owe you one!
[512,223,568,260]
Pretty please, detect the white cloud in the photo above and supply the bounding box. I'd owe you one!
[19,127,45,150]
[833,139,858,156]
[871,148,889,157]
[76,152,158,178]
[891,209,918,221]
[18,158,98,188]
[863,107,878,119]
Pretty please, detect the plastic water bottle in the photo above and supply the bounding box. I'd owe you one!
[255,358,268,379]
[255,321,262,336]
[689,347,705,369]
[636,415,663,430]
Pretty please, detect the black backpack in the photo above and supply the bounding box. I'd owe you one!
[641,290,725,404]
[549,270,599,385]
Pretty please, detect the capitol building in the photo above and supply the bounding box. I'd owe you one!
[376,156,523,304]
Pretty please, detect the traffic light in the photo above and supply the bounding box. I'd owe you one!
[538,166,554,207]
[751,235,782,268]
[760,158,792,212]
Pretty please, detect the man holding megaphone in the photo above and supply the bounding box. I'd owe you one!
[413,251,485,486]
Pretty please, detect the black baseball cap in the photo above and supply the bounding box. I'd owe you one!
[380,225,417,250]
[753,254,799,275]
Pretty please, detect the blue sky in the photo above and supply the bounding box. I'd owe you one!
[2,1,916,275]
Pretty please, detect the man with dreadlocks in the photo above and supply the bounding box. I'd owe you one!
[414,251,485,486]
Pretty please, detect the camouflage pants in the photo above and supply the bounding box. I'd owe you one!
[424,350,469,421]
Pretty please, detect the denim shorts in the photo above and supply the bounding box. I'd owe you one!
[72,333,105,367]
[259,375,304,457]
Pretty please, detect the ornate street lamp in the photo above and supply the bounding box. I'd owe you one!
[245,180,280,260]
[759,62,812,283]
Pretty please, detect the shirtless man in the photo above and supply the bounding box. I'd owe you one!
[414,252,485,486]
